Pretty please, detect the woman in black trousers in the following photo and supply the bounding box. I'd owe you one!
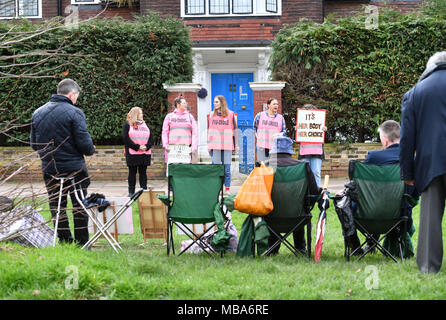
[122,107,153,196]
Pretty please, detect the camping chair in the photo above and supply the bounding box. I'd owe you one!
[165,163,227,257]
[346,160,410,262]
[263,162,316,258]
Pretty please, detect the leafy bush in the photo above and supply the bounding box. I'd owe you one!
[270,1,446,142]
[0,13,193,146]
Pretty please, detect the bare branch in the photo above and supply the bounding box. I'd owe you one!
[0,2,112,247]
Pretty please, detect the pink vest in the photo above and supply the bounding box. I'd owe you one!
[168,112,193,146]
[299,142,323,155]
[207,111,235,151]
[256,112,283,149]
[128,121,151,155]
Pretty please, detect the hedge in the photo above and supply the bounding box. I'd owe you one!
[270,1,446,142]
[0,13,193,146]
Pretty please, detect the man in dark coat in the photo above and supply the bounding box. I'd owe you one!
[400,51,446,273]
[347,120,418,254]
[30,78,95,246]
[265,135,321,254]
[364,120,401,165]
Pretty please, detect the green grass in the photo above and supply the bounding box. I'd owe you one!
[1,201,446,300]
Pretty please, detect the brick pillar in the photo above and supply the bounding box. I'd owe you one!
[249,81,286,117]
[163,83,202,120]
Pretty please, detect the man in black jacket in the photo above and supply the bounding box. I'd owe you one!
[30,79,95,246]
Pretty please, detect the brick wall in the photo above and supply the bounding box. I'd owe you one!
[281,0,324,25]
[293,142,385,178]
[39,0,423,36]
[185,18,280,43]
[0,146,166,182]
[253,90,283,116]
[42,1,139,20]
[140,0,180,17]
[324,0,423,20]
[1,143,384,181]
[166,91,198,121]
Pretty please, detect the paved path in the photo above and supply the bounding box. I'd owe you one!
[0,177,349,198]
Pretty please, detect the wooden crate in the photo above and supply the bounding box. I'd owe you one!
[137,188,167,242]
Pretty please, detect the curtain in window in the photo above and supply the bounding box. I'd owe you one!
[0,0,15,17]
[186,0,205,14]
[233,0,252,14]
[266,0,277,13]
[19,0,38,16]
[209,0,229,14]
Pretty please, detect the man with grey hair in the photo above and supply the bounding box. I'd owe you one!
[364,120,400,164]
[342,120,418,256]
[400,51,446,273]
[30,78,95,246]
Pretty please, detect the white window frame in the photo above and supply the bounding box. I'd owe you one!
[185,0,206,15]
[71,0,101,4]
[0,0,42,19]
[181,0,281,17]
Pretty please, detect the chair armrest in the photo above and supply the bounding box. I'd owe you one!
[156,194,172,207]
[305,194,321,211]
[403,193,418,207]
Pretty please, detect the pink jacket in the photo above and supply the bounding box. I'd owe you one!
[162,109,198,151]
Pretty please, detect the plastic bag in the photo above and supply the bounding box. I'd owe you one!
[234,162,274,216]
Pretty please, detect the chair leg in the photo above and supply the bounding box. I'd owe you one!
[167,220,171,256]
[345,238,350,262]
[398,235,404,263]
[306,220,311,259]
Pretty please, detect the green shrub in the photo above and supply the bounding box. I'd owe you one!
[270,2,446,142]
[0,13,193,146]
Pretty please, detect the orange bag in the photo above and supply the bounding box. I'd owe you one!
[234,162,274,216]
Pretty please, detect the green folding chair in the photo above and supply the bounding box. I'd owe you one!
[263,162,316,258]
[347,161,410,262]
[165,163,227,257]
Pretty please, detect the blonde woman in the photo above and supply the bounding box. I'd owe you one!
[207,95,238,193]
[122,107,153,196]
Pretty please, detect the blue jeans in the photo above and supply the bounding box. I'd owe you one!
[210,149,232,188]
[301,157,322,188]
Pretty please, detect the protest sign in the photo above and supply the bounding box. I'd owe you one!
[295,108,326,144]
[167,144,191,164]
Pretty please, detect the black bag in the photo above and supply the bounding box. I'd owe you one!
[333,181,358,238]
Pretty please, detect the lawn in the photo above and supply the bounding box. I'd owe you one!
[1,199,446,300]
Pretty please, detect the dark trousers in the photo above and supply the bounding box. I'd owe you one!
[417,174,446,273]
[268,229,306,254]
[128,165,147,193]
[44,172,89,245]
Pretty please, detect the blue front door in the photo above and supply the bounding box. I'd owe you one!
[211,73,254,174]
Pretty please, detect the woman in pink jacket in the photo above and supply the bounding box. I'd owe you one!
[161,96,198,164]
[122,107,153,197]
[207,95,238,193]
